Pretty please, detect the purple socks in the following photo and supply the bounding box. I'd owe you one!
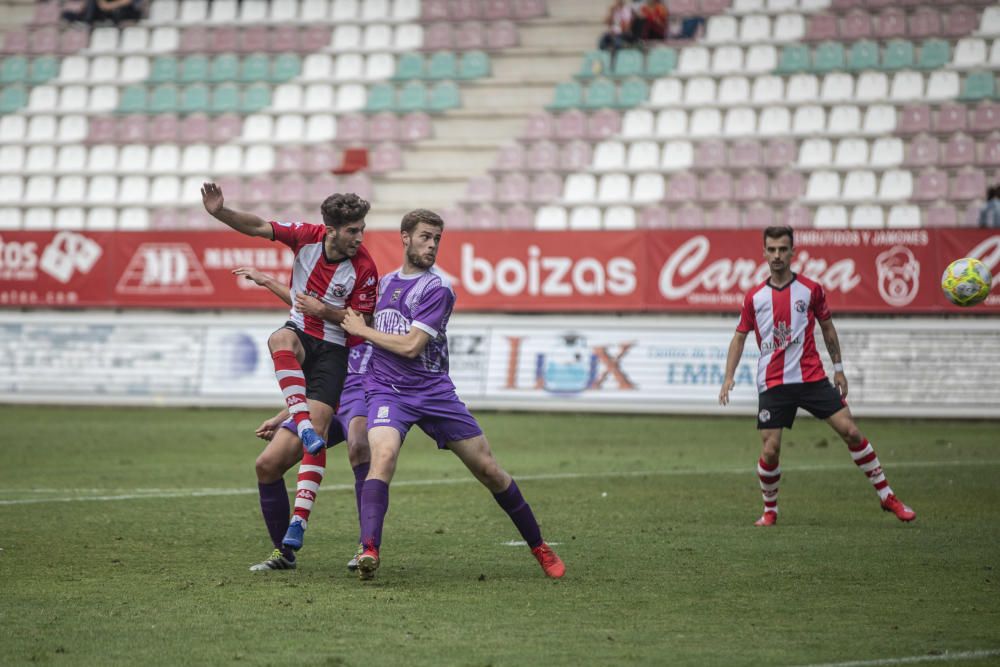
[493,480,543,549]
[359,478,389,549]
[258,478,294,560]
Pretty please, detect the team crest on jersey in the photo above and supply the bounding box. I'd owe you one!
[331,283,347,298]
[389,288,402,304]
[758,409,771,422]
[794,299,807,313]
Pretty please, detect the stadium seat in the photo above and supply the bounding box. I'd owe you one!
[917,39,950,71]
[678,46,710,75]
[730,139,763,168]
[712,45,744,75]
[569,205,602,229]
[870,137,903,167]
[584,78,616,109]
[799,138,833,167]
[847,40,879,71]
[886,204,920,228]
[881,40,914,70]
[812,41,845,73]
[646,47,677,77]
[878,170,913,201]
[793,105,826,135]
[429,81,460,111]
[862,104,896,135]
[787,73,819,102]
[535,205,568,229]
[927,71,960,101]
[459,51,490,79]
[820,72,854,102]
[613,49,644,78]
[661,140,694,170]
[548,81,583,110]
[718,76,750,105]
[960,71,996,101]
[758,106,791,136]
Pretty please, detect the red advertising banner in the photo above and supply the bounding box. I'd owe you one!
[1,228,998,313]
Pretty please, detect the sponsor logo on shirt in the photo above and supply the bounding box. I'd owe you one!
[761,321,800,354]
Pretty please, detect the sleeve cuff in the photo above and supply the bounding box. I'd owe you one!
[412,320,438,338]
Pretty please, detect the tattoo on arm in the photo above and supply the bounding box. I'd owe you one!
[823,328,841,363]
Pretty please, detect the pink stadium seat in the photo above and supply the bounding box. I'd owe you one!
[743,204,775,228]
[730,139,762,169]
[400,112,432,142]
[770,170,804,202]
[120,115,148,143]
[422,0,450,21]
[245,176,274,205]
[707,204,741,228]
[874,8,906,39]
[306,145,338,173]
[33,2,60,24]
[215,176,244,203]
[694,140,727,170]
[273,175,307,205]
[369,112,400,142]
[60,27,88,55]
[831,0,861,10]
[149,114,180,143]
[735,171,769,202]
[908,8,942,39]
[560,140,593,171]
[180,114,211,144]
[763,138,797,168]
[495,143,526,171]
[207,27,238,54]
[465,175,496,203]
[665,172,698,202]
[970,102,1000,133]
[497,173,530,203]
[487,21,518,49]
[911,169,949,201]
[944,7,978,37]
[639,206,670,228]
[979,132,1000,166]
[925,202,957,227]
[370,143,403,173]
[467,204,501,229]
[423,23,454,50]
[441,205,468,229]
[942,133,976,167]
[781,204,812,228]
[588,109,621,140]
[527,140,560,171]
[555,110,587,140]
[503,204,535,229]
[522,112,555,140]
[88,116,118,144]
[673,205,704,228]
[841,11,873,40]
[455,22,485,51]
[336,114,368,144]
[179,28,209,54]
[699,0,729,15]
[269,26,299,54]
[308,174,339,202]
[950,168,985,200]
[805,14,838,42]
[530,172,563,202]
[668,0,698,16]
[514,0,548,19]
[212,114,242,143]
[1,29,29,54]
[275,146,305,173]
[302,27,332,53]
[934,104,967,134]
[898,105,931,135]
[484,0,513,19]
[240,26,270,54]
[904,134,940,167]
[451,0,484,21]
[700,171,733,202]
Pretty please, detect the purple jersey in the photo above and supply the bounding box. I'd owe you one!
[368,267,456,392]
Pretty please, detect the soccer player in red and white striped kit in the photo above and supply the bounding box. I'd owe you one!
[202,183,378,566]
[719,226,915,526]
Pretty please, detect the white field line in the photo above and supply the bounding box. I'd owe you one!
[794,648,1000,667]
[0,459,998,506]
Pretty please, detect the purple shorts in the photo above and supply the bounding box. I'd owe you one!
[366,385,483,449]
[281,374,367,447]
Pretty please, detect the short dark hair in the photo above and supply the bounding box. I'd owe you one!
[400,209,445,235]
[763,225,794,247]
[320,193,370,228]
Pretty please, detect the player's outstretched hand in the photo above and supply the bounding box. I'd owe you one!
[201,182,224,215]
[341,307,366,336]
[833,371,848,399]
[232,266,271,286]
[255,414,285,441]
[294,293,325,318]
[718,378,735,406]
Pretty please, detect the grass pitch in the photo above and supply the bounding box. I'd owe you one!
[0,406,998,666]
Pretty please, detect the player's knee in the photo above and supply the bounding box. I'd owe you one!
[255,453,282,481]
[842,427,863,446]
[347,438,371,466]
[267,329,295,353]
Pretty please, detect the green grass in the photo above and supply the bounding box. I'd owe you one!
[1,406,999,666]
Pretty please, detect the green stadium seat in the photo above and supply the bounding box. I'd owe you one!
[28,56,58,84]
[583,78,616,109]
[458,51,489,79]
[270,53,301,82]
[149,84,179,113]
[576,50,611,79]
[917,39,950,71]
[0,56,29,84]
[429,80,460,111]
[616,76,648,108]
[366,82,396,112]
[427,51,457,80]
[960,71,996,101]
[394,52,424,80]
[0,85,27,113]
[239,54,270,83]
[180,83,210,113]
[211,83,240,114]
[612,49,644,78]
[776,44,810,74]
[149,56,179,83]
[209,54,240,83]
[811,41,844,73]
[398,81,428,112]
[118,85,147,113]
[179,55,210,84]
[881,40,914,71]
[645,47,676,77]
[547,81,583,110]
[846,40,879,72]
[241,82,271,112]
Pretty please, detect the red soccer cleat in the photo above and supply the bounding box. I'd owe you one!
[531,542,565,579]
[754,511,778,526]
[356,545,380,581]
[881,494,916,522]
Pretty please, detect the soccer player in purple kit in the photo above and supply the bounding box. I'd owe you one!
[341,209,566,581]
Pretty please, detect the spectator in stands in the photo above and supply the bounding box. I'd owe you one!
[599,0,637,56]
[62,0,146,26]
[637,0,668,41]
[978,185,1000,228]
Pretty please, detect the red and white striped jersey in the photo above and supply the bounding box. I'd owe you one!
[271,221,378,345]
[737,273,832,393]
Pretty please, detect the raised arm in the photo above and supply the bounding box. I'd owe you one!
[202,182,273,239]
[341,308,431,359]
[718,330,748,406]
[818,317,848,398]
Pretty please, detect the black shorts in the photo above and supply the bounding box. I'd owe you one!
[278,321,348,410]
[756,379,846,430]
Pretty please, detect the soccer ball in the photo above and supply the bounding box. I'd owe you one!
[940,257,992,307]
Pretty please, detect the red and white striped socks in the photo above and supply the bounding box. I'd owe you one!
[291,449,326,529]
[757,457,781,517]
[848,438,892,501]
[271,350,314,438]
